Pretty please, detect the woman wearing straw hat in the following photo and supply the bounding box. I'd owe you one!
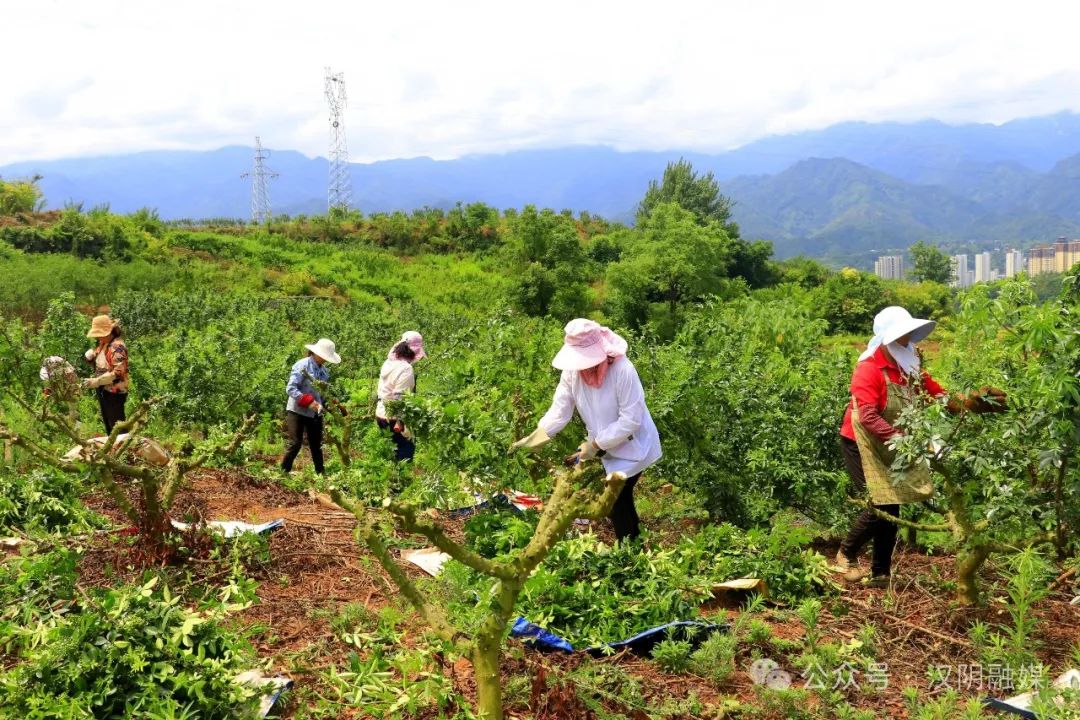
[281,338,341,475]
[835,306,952,588]
[82,314,129,434]
[512,319,662,542]
[375,331,425,462]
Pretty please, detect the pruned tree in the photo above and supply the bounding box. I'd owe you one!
[330,462,628,720]
[0,393,254,558]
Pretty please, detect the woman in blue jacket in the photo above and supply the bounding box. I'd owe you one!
[281,338,340,474]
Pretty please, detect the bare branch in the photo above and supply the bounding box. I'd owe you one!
[846,498,952,532]
[331,489,467,652]
[386,501,517,581]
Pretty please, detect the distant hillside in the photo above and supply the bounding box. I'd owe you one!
[723,158,982,256]
[7,112,1080,260]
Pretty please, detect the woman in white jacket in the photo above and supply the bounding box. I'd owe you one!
[513,319,662,541]
[376,331,425,462]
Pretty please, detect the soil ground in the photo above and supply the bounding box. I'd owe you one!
[77,468,1080,719]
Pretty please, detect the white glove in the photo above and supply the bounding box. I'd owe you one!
[576,440,600,461]
[84,372,116,389]
[510,427,551,451]
[84,349,97,362]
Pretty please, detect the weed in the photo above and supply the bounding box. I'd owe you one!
[651,638,693,672]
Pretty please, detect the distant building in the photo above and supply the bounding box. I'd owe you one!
[1005,249,1025,278]
[874,255,904,280]
[950,254,971,288]
[1053,237,1080,273]
[974,252,993,283]
[1028,245,1057,276]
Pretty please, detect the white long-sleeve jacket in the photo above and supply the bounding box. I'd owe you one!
[376,358,415,420]
[538,356,662,477]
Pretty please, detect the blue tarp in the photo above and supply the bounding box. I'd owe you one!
[511,617,727,656]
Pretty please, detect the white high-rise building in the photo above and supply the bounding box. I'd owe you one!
[874,255,904,280]
[1005,249,1025,277]
[951,254,970,288]
[974,252,993,283]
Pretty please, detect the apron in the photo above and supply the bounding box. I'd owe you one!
[850,369,933,505]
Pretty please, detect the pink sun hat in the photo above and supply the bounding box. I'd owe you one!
[400,330,426,360]
[552,319,628,371]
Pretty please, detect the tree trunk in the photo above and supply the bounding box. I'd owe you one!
[140,474,169,554]
[955,545,990,606]
[472,638,503,720]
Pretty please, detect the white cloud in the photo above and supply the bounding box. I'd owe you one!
[3,0,1080,164]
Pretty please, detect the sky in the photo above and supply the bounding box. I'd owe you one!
[4,0,1080,165]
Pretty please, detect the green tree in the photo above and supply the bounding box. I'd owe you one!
[815,268,889,334]
[0,176,44,215]
[886,280,953,320]
[777,256,833,288]
[607,202,735,334]
[908,240,954,284]
[637,158,739,237]
[509,206,590,319]
[445,201,501,251]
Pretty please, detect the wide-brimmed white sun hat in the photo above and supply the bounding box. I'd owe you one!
[305,338,341,364]
[552,319,628,371]
[859,306,935,361]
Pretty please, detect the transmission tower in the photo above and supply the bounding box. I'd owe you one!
[324,67,352,212]
[241,136,278,223]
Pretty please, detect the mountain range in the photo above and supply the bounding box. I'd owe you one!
[6,112,1080,262]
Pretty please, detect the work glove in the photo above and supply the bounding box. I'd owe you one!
[510,427,551,452]
[84,349,97,362]
[947,387,1007,414]
[310,400,324,415]
[564,440,600,467]
[83,372,116,389]
[974,386,1007,413]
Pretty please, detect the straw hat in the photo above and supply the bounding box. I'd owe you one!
[305,338,341,364]
[86,315,117,338]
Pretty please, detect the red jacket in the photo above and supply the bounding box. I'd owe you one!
[840,346,946,442]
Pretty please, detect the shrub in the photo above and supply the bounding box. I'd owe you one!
[0,578,261,717]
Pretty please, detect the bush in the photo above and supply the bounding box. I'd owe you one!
[0,178,42,215]
[651,638,693,672]
[0,469,101,534]
[0,578,261,718]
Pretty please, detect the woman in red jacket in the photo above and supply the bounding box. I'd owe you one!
[835,306,946,588]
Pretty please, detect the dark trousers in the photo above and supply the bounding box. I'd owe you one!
[611,473,641,542]
[377,418,415,462]
[97,390,127,434]
[839,437,899,577]
[282,411,324,474]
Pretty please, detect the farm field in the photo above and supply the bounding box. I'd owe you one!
[0,173,1077,719]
